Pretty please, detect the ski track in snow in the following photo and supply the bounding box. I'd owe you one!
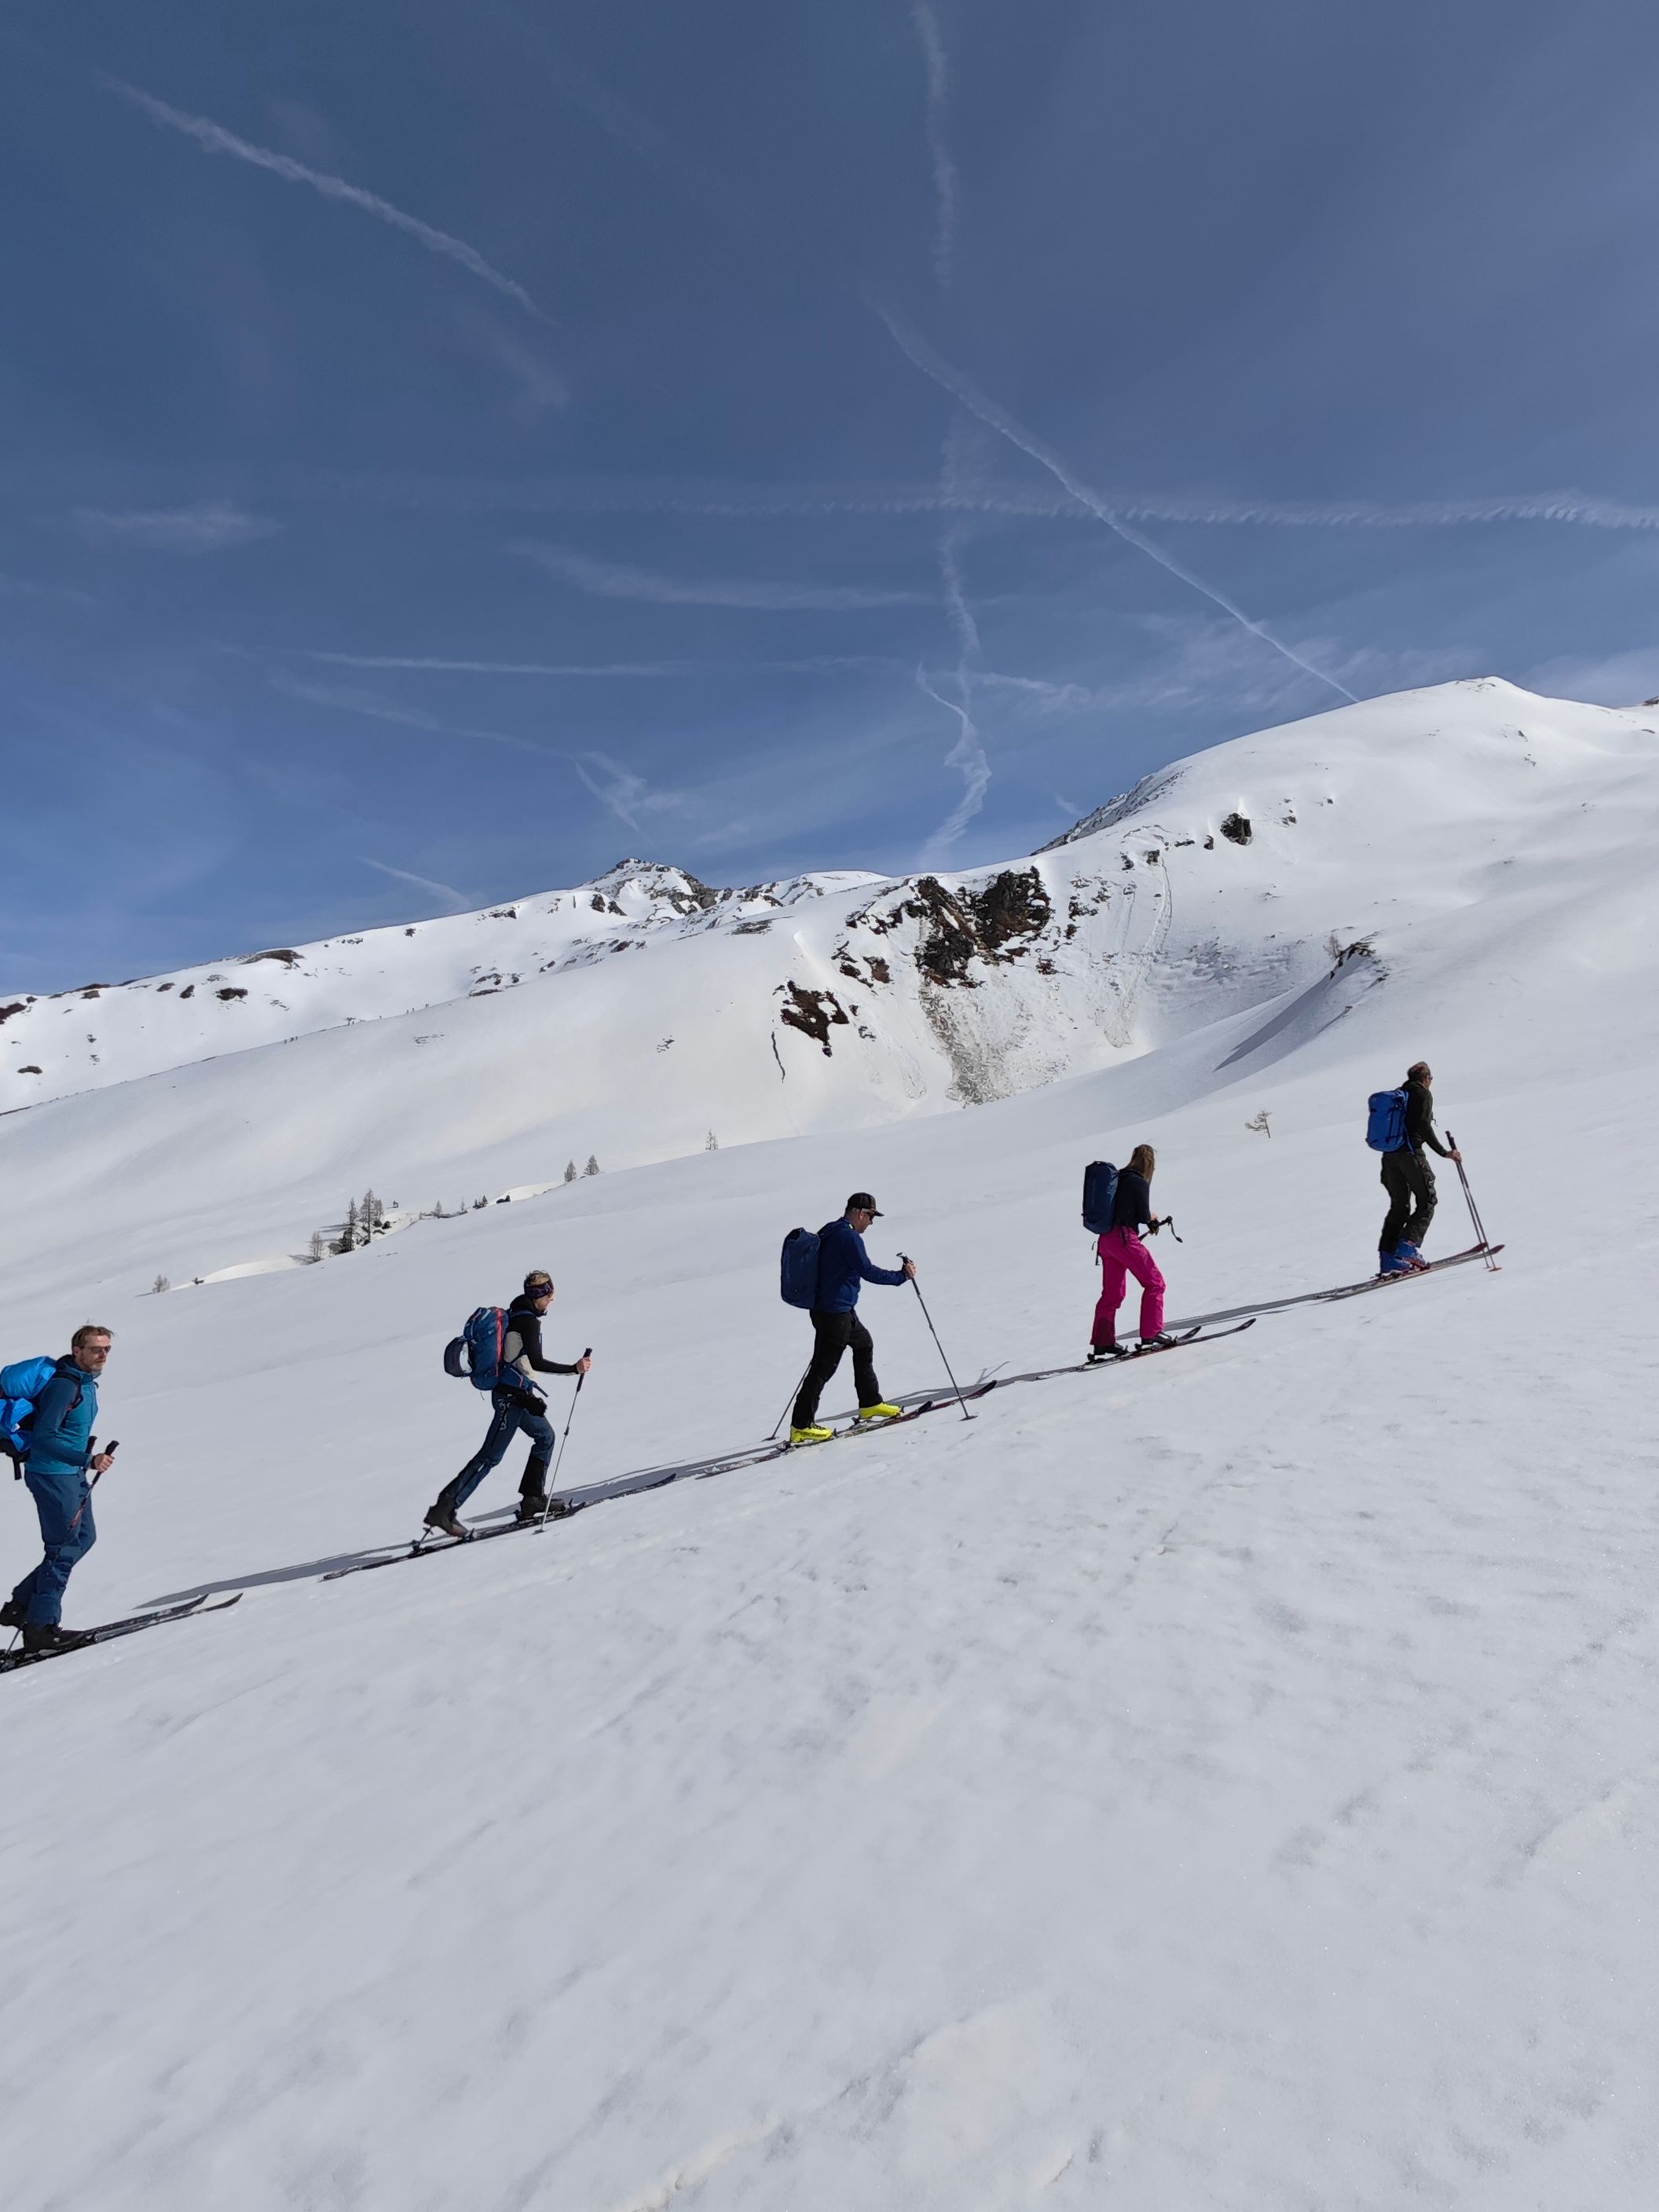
[1,680,1657,2207]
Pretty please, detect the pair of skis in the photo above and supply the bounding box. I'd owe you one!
[1002,1317,1258,1388]
[0,1591,242,1675]
[322,1383,1002,1582]
[1164,1241,1504,1335]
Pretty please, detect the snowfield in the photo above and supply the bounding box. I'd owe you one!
[2,679,1657,2209]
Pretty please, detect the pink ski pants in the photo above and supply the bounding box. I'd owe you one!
[1092,1226,1166,1346]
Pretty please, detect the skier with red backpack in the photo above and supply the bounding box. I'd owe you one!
[425,1271,591,1538]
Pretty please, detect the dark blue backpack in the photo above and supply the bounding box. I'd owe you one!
[780,1229,821,1309]
[1082,1161,1119,1236]
[1,1354,57,1473]
[443,1307,513,1390]
[1365,1089,1410,1152]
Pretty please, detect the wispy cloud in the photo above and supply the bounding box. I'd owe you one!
[104,77,542,316]
[460,309,569,420]
[911,2,958,289]
[280,470,1659,534]
[518,541,933,610]
[274,673,555,758]
[302,649,907,676]
[877,304,1358,708]
[359,857,471,910]
[1523,646,1659,707]
[918,416,991,858]
[917,667,990,857]
[569,752,685,834]
[73,500,279,552]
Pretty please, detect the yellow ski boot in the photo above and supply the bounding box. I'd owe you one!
[857,1402,903,1422]
[789,1423,834,1445]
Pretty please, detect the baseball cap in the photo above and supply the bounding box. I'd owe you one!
[845,1192,882,1217]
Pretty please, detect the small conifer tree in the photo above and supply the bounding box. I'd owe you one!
[564,1160,578,1184]
[584,1155,601,1177]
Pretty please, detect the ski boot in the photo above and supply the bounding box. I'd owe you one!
[1395,1241,1430,1273]
[1376,1248,1413,1279]
[856,1402,903,1423]
[1086,1342,1126,1364]
[21,1621,93,1655]
[1139,1334,1180,1352]
[789,1424,833,1445]
[423,1504,468,1542]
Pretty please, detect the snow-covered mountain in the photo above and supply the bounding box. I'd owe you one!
[7,677,1654,1298]
[4,676,1658,2208]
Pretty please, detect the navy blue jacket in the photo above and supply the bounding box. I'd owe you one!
[26,1357,99,1476]
[814,1218,907,1313]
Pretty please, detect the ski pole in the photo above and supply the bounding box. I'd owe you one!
[1149,1216,1185,1245]
[69,1442,119,1538]
[771,1364,811,1442]
[537,1353,591,1529]
[1445,1133,1500,1270]
[898,1256,976,1422]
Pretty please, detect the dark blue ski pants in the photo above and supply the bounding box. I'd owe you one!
[11,1467,97,1628]
[438,1390,555,1513]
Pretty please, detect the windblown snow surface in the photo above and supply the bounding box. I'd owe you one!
[2,679,1657,2210]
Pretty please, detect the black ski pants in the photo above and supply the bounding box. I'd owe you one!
[793,1310,882,1429]
[1379,1148,1437,1254]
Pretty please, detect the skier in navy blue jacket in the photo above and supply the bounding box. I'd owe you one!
[789,1194,916,1443]
[2,1325,116,1654]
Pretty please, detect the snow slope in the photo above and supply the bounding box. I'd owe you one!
[1,678,1657,2208]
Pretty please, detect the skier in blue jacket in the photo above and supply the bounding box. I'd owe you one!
[2,1325,116,1654]
[789,1194,916,1443]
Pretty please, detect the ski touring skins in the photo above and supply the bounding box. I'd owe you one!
[1165,1244,1504,1335]
[0,1592,242,1675]
[1007,1318,1257,1387]
[324,1385,1001,1582]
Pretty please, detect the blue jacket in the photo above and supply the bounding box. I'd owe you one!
[814,1218,907,1313]
[25,1357,99,1476]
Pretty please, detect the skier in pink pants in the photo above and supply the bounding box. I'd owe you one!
[1090,1142,1177,1360]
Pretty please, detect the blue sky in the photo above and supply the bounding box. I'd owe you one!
[5,1,1659,990]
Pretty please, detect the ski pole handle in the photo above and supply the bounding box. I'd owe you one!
[90,1440,119,1489]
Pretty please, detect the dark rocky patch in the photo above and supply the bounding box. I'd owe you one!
[216,987,248,1002]
[1220,812,1252,845]
[240,949,301,966]
[778,983,851,1053]
[891,870,1053,988]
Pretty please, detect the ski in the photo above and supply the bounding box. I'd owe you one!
[1166,1243,1505,1334]
[1005,1318,1257,1386]
[771,1382,998,1457]
[0,1592,242,1675]
[323,1386,1001,1581]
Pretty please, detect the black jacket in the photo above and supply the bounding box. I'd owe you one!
[1403,1079,1451,1159]
[1111,1170,1156,1232]
[502,1291,583,1386]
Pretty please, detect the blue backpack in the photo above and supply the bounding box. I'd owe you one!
[1365,1089,1411,1152]
[1,1354,58,1472]
[1082,1161,1119,1236]
[780,1229,821,1309]
[443,1307,514,1390]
